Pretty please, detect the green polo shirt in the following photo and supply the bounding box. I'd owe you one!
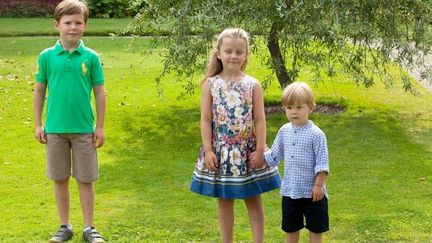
[36,40,104,133]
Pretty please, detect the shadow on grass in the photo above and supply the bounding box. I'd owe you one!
[95,106,432,241]
[96,106,220,241]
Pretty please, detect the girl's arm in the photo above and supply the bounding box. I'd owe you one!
[201,80,218,171]
[93,85,106,148]
[251,82,266,168]
[33,82,47,144]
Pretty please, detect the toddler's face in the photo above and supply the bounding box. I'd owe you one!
[285,102,313,127]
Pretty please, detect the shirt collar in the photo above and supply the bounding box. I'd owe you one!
[54,40,85,55]
[290,120,313,130]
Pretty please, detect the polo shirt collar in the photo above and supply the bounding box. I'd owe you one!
[54,40,85,55]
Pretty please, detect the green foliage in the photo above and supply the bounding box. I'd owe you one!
[130,0,432,94]
[0,0,60,17]
[87,0,135,18]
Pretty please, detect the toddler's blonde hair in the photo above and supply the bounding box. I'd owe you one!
[282,82,316,109]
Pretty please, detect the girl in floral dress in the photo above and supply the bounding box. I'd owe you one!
[190,28,281,243]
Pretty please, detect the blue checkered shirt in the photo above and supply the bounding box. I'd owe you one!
[264,120,329,199]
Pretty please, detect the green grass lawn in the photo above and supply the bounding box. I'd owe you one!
[0,18,134,36]
[0,26,432,241]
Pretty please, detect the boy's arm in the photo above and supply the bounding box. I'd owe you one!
[33,82,47,144]
[93,85,106,148]
[263,128,285,168]
[250,82,266,169]
[311,131,329,201]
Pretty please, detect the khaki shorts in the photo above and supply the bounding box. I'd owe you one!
[46,133,98,183]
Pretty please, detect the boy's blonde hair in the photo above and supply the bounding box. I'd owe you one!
[282,82,316,109]
[201,28,250,84]
[54,0,89,23]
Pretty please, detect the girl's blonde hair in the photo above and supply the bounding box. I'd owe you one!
[201,28,250,84]
[282,82,316,109]
[54,0,89,23]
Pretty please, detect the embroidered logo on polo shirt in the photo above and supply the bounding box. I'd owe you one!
[81,63,88,75]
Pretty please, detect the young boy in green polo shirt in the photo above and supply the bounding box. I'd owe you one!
[33,0,106,242]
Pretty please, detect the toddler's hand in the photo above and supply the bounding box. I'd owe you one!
[204,151,219,172]
[311,185,324,202]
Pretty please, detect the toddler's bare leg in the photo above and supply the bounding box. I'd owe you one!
[309,231,322,243]
[285,231,300,243]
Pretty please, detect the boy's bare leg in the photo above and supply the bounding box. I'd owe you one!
[244,195,264,243]
[77,181,94,227]
[54,178,70,225]
[309,232,322,243]
[285,231,300,243]
[218,198,235,243]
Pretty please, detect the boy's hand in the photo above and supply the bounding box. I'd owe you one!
[204,151,219,172]
[93,127,105,148]
[311,185,324,202]
[34,126,47,144]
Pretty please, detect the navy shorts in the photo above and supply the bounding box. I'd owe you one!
[281,196,329,233]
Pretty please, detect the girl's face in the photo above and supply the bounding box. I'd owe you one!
[217,37,247,72]
[285,102,313,127]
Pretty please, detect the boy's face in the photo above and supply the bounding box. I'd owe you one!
[285,102,313,127]
[55,13,87,49]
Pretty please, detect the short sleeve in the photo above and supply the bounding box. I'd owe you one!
[35,53,47,84]
[90,53,104,86]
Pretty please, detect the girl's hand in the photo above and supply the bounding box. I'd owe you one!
[34,126,47,144]
[311,185,324,202]
[249,151,264,170]
[204,151,219,172]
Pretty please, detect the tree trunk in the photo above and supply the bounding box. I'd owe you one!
[267,22,292,88]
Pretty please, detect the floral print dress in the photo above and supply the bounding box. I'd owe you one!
[190,75,281,199]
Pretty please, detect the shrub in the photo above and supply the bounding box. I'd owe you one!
[87,0,134,18]
[0,0,61,17]
[0,0,136,18]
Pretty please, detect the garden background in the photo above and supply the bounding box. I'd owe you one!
[0,0,432,242]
